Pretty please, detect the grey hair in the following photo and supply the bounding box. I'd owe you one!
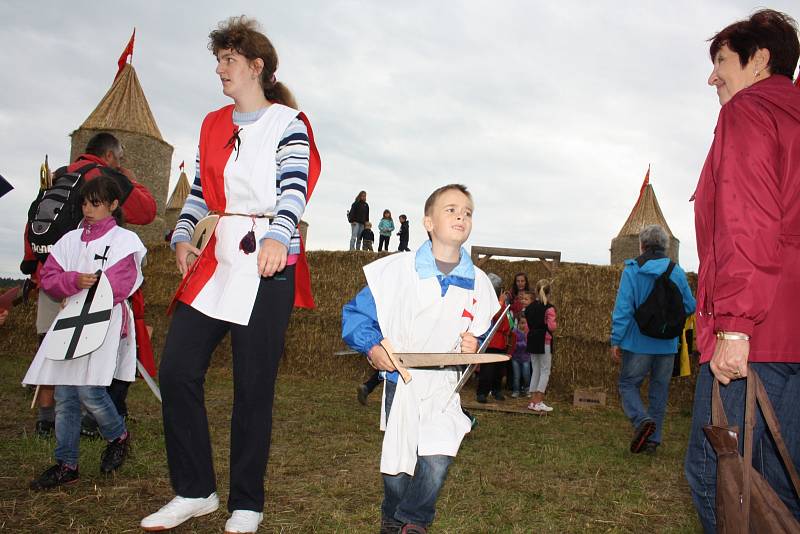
[487,273,503,297]
[639,224,669,251]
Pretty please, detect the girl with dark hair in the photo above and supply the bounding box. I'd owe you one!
[142,16,321,533]
[23,175,146,489]
[507,272,530,314]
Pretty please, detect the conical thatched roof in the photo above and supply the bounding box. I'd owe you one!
[615,183,674,237]
[166,171,191,210]
[77,64,163,141]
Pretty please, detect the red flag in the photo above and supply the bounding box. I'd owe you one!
[115,29,136,80]
[179,160,185,171]
[639,165,650,197]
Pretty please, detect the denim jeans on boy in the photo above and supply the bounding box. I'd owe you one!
[350,222,364,250]
[381,380,453,527]
[618,351,674,444]
[685,363,800,533]
[54,385,126,466]
[511,359,531,394]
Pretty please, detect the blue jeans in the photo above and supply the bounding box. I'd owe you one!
[511,359,531,394]
[350,222,364,250]
[381,381,453,527]
[618,351,674,444]
[685,363,800,533]
[54,385,126,466]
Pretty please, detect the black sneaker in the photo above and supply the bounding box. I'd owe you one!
[492,391,506,401]
[357,384,369,406]
[642,441,659,455]
[100,432,130,473]
[380,517,403,534]
[30,462,79,490]
[80,415,100,439]
[476,394,488,404]
[630,420,656,453]
[35,420,54,439]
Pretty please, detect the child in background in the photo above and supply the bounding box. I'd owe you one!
[361,222,375,251]
[342,184,498,533]
[23,176,145,489]
[397,214,410,251]
[511,314,532,398]
[378,210,395,252]
[526,279,557,413]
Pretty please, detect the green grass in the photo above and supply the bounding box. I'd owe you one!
[0,353,700,533]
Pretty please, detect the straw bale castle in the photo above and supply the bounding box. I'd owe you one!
[164,169,191,231]
[610,174,679,264]
[70,64,173,244]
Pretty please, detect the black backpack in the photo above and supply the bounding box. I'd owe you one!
[634,261,686,339]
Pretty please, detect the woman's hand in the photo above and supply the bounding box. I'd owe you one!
[175,241,201,276]
[257,238,288,278]
[460,332,478,353]
[710,337,750,385]
[77,272,99,289]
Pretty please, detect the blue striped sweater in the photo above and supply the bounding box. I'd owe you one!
[171,107,310,255]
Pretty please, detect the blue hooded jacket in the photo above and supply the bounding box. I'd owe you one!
[611,256,696,355]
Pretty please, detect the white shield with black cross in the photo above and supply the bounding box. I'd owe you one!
[43,272,113,360]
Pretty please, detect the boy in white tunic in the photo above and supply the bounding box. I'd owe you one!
[24,177,145,490]
[342,184,499,533]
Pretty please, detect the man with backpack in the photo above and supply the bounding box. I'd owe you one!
[610,224,695,454]
[20,132,156,437]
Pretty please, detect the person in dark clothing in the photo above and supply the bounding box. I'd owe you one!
[349,191,369,250]
[397,214,410,251]
[361,222,375,251]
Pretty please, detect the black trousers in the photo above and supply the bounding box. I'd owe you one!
[476,348,506,396]
[159,266,294,513]
[378,235,390,251]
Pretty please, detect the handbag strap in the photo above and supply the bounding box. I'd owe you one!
[711,378,730,427]
[751,367,800,497]
[741,371,756,530]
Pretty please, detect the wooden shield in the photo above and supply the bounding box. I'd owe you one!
[43,273,113,360]
[191,215,220,253]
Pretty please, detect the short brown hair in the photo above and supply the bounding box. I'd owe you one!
[423,184,472,216]
[209,16,298,108]
[709,9,799,78]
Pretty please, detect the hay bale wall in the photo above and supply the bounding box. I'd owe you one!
[610,234,680,265]
[0,249,699,409]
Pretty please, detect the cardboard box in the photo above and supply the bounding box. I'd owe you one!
[573,388,607,407]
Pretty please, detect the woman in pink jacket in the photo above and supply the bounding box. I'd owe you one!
[684,9,800,531]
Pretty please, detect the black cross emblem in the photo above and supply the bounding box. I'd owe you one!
[94,246,110,268]
[52,272,111,360]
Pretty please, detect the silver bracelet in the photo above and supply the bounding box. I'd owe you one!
[716,331,750,341]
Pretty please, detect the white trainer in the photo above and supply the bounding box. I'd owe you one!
[535,402,554,412]
[224,510,264,533]
[140,493,219,531]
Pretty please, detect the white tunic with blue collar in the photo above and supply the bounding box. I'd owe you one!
[360,242,499,475]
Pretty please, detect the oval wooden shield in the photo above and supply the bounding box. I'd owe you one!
[191,215,220,253]
[43,273,113,360]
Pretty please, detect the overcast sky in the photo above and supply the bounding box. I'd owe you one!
[1,0,798,278]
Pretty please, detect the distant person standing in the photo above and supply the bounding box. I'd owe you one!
[610,225,695,454]
[361,222,375,251]
[377,210,395,252]
[348,191,369,250]
[397,214,410,251]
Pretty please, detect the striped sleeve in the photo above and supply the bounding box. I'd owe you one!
[171,148,210,249]
[261,117,309,253]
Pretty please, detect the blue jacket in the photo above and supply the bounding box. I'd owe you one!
[611,257,696,355]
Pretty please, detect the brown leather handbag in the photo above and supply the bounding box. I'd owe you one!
[703,368,800,533]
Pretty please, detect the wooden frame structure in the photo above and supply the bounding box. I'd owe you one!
[470,246,561,272]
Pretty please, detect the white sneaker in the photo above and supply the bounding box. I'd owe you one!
[225,510,264,533]
[535,402,554,412]
[140,493,219,531]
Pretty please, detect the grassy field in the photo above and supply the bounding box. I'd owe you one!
[0,350,700,533]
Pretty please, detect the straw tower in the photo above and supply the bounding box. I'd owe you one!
[610,172,679,264]
[164,169,191,231]
[70,64,173,245]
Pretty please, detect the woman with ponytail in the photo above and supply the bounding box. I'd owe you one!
[525,279,557,413]
[142,16,321,533]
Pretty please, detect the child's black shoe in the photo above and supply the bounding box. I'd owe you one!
[30,462,79,490]
[34,420,54,439]
[100,431,130,473]
[80,415,100,439]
